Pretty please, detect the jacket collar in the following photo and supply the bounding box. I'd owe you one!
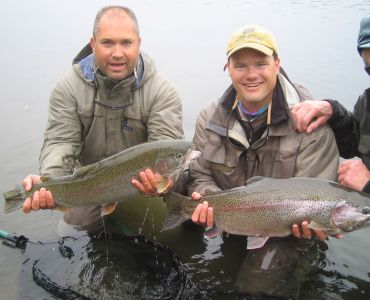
[208,69,300,138]
[72,42,147,90]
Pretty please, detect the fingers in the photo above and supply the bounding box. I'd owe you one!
[22,188,55,213]
[22,174,42,191]
[314,230,327,241]
[131,169,158,195]
[305,116,326,134]
[292,224,302,239]
[191,201,212,226]
[22,198,32,214]
[292,221,328,241]
[291,101,332,134]
[191,198,215,228]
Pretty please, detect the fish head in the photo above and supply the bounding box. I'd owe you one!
[332,201,370,232]
[153,143,200,178]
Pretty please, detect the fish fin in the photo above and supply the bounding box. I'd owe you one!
[156,177,172,195]
[247,236,270,249]
[73,165,95,178]
[3,187,25,213]
[55,206,69,212]
[204,226,223,238]
[162,192,190,231]
[101,202,118,216]
[307,220,333,231]
[40,176,52,182]
[245,176,268,186]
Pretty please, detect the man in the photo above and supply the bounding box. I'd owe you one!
[21,5,184,232]
[188,25,340,241]
[291,14,370,193]
[182,25,340,296]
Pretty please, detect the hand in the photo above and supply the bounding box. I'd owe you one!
[131,168,173,196]
[338,159,370,191]
[191,192,214,227]
[291,100,333,134]
[22,175,55,213]
[292,221,343,241]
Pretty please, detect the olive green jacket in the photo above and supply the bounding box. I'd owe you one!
[189,72,339,195]
[39,50,184,176]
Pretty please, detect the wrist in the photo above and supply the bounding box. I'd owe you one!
[362,180,370,194]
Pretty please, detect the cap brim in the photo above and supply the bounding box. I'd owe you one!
[359,42,370,49]
[227,42,273,58]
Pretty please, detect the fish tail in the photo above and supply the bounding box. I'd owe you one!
[3,188,26,213]
[162,192,190,231]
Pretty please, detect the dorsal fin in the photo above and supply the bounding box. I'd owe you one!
[40,176,51,183]
[73,165,95,177]
[245,176,267,186]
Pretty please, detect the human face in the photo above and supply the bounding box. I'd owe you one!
[227,48,280,112]
[361,48,370,76]
[90,12,141,81]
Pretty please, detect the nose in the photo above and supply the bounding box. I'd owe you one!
[112,44,124,59]
[245,66,258,79]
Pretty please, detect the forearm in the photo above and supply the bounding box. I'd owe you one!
[39,82,83,176]
[326,99,359,158]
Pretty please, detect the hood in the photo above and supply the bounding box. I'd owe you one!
[71,42,156,89]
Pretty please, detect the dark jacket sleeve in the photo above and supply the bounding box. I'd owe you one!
[326,99,360,158]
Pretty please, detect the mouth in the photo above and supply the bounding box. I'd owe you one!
[109,63,126,72]
[243,82,263,88]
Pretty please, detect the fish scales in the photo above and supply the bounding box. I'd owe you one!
[4,140,197,213]
[163,176,370,249]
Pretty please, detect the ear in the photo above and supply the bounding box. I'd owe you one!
[90,37,95,52]
[274,57,281,73]
[138,36,142,47]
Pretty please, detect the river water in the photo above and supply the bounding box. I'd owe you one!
[1,0,370,299]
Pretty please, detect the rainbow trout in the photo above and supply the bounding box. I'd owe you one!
[163,176,370,249]
[4,140,199,213]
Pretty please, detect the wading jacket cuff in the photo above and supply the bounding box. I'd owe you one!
[362,180,370,194]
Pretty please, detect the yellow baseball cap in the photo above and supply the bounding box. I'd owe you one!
[226,25,278,58]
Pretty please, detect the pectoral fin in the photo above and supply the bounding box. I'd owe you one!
[101,202,118,216]
[307,220,332,231]
[204,226,223,239]
[247,236,270,249]
[156,177,173,195]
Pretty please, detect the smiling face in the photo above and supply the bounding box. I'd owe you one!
[90,10,141,81]
[227,48,280,112]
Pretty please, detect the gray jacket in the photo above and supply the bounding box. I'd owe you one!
[40,47,184,176]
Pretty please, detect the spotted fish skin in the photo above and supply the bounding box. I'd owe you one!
[163,176,370,249]
[3,140,197,213]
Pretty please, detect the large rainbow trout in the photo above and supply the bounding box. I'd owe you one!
[163,176,370,249]
[4,140,198,213]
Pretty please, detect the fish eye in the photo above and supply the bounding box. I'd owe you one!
[176,153,183,159]
[361,207,370,214]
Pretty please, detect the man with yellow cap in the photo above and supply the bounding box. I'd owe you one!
[188,25,339,238]
[185,25,340,296]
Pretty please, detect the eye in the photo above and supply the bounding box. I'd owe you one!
[176,153,183,159]
[101,40,113,48]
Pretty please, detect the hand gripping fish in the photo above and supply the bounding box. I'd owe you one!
[162,176,370,249]
[3,140,200,214]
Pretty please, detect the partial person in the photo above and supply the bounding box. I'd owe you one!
[291,14,370,193]
[184,24,340,296]
[188,25,340,240]
[21,5,184,233]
